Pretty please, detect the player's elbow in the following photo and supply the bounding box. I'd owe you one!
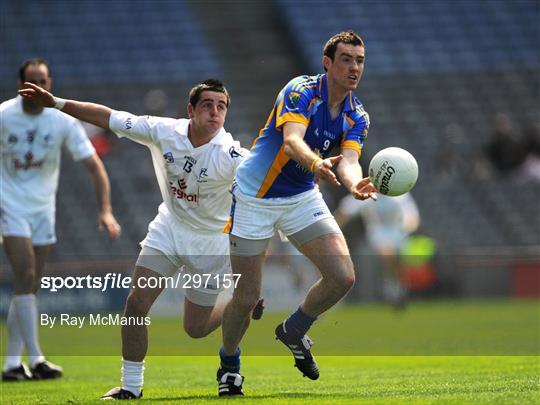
[82,154,102,173]
[88,104,112,130]
[283,140,295,158]
[125,290,154,316]
[83,155,110,185]
[282,132,304,159]
[99,109,112,130]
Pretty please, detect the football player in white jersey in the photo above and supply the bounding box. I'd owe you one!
[1,59,121,382]
[335,192,420,307]
[18,78,261,400]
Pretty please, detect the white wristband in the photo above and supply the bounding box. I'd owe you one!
[54,97,66,110]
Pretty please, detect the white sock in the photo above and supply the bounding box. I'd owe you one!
[12,294,45,367]
[121,359,144,396]
[3,299,25,371]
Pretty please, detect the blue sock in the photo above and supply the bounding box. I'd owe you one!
[284,307,316,338]
[219,347,241,373]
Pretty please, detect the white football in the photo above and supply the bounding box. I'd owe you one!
[369,147,418,196]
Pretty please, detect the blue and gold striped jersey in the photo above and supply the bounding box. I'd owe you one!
[236,74,370,198]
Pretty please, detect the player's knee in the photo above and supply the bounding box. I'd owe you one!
[339,259,356,290]
[183,321,209,339]
[21,272,35,287]
[328,266,355,294]
[341,271,356,292]
[13,268,36,293]
[32,274,44,293]
[125,290,153,316]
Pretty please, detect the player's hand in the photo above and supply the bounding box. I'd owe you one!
[313,155,343,187]
[18,82,56,107]
[351,177,378,201]
[98,211,121,240]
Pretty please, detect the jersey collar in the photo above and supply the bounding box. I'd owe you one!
[209,127,232,145]
[318,74,356,113]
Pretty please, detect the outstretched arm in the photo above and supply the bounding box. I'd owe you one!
[82,154,121,240]
[337,149,377,201]
[18,82,112,129]
[282,122,342,186]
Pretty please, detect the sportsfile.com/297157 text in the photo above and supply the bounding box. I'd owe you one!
[40,273,241,292]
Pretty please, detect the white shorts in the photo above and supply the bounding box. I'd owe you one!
[137,205,230,307]
[227,187,334,240]
[0,208,56,245]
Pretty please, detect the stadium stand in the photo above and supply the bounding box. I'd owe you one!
[277,0,539,75]
[0,0,221,85]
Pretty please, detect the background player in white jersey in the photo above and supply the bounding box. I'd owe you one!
[216,31,377,396]
[1,59,121,381]
[335,192,420,307]
[18,78,261,400]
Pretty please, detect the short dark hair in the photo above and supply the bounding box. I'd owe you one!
[188,79,230,108]
[19,58,51,82]
[323,30,365,70]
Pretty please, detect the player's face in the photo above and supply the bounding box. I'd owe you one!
[325,43,365,91]
[18,64,52,91]
[188,91,228,134]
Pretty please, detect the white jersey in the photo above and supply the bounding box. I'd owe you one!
[338,193,420,250]
[338,193,420,233]
[109,111,246,232]
[0,96,95,215]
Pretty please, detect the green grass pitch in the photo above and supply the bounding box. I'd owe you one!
[1,300,539,404]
